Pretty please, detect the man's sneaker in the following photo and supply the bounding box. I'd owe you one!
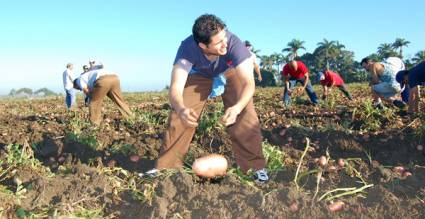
[138,168,159,178]
[373,101,384,110]
[393,100,406,109]
[254,168,269,183]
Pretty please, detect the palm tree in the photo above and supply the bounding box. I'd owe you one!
[316,39,344,69]
[282,39,305,59]
[377,43,397,59]
[259,55,274,71]
[412,50,425,64]
[392,38,410,58]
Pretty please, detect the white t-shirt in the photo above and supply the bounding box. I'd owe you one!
[78,69,113,90]
[249,51,257,64]
[62,69,75,90]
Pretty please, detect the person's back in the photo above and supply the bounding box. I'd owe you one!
[282,61,308,79]
[379,57,405,88]
[63,64,75,91]
[321,70,344,86]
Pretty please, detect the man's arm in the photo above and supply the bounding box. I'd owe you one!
[222,58,254,126]
[408,85,420,113]
[370,63,380,85]
[82,87,89,95]
[169,64,198,127]
[323,85,328,96]
[254,62,262,81]
[302,72,310,90]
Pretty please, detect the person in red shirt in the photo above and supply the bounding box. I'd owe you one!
[319,69,353,100]
[281,60,318,106]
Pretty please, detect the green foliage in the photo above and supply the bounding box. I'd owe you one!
[134,108,169,127]
[195,102,224,137]
[6,144,36,166]
[257,70,277,87]
[412,50,425,64]
[262,142,284,172]
[16,88,33,95]
[351,99,397,131]
[110,143,137,156]
[34,88,57,96]
[68,131,99,150]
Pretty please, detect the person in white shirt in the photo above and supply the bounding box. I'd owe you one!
[244,41,262,82]
[73,69,133,125]
[62,63,76,109]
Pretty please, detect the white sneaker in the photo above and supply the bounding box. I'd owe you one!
[138,168,159,178]
[254,168,269,183]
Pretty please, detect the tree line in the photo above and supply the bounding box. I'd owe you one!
[254,38,425,87]
[8,88,57,97]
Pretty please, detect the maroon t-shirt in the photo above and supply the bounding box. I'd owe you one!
[320,70,344,86]
[281,61,308,79]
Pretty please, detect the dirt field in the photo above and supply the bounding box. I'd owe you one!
[0,84,424,218]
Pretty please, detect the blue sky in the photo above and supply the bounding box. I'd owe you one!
[1,0,424,95]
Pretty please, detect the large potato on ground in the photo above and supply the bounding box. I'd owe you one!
[192,154,228,178]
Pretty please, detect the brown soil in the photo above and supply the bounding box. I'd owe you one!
[0,87,424,218]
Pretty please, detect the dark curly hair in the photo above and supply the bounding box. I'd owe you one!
[192,14,226,45]
[360,57,371,66]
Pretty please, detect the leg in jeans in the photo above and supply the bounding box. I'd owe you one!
[89,76,112,125]
[301,79,319,104]
[156,74,212,169]
[337,84,353,100]
[105,75,133,118]
[283,79,297,106]
[65,89,76,109]
[222,70,266,173]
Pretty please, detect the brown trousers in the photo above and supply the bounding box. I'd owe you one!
[89,75,133,125]
[156,73,266,173]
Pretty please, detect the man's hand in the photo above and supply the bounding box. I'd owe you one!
[221,105,243,126]
[258,75,263,82]
[178,108,199,128]
[296,86,304,93]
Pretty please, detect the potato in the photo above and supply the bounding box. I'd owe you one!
[192,154,228,178]
[328,200,345,213]
[337,158,345,168]
[318,156,327,167]
[130,155,140,162]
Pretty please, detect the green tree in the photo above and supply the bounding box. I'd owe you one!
[282,39,305,59]
[34,88,57,96]
[392,38,410,59]
[8,89,17,96]
[412,50,425,64]
[16,88,33,95]
[259,55,274,71]
[377,43,398,59]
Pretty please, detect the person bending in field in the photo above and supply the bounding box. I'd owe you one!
[79,64,91,106]
[399,61,425,113]
[361,57,406,109]
[318,69,352,100]
[142,14,269,183]
[281,60,319,106]
[73,68,133,125]
[395,70,410,104]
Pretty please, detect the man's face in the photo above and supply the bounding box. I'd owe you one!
[403,74,409,84]
[362,62,371,71]
[200,29,228,56]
